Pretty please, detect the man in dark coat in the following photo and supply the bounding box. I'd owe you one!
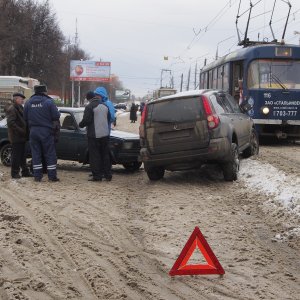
[79,91,111,181]
[24,85,60,182]
[5,93,31,179]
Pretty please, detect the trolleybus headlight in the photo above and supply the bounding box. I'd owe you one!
[261,106,270,115]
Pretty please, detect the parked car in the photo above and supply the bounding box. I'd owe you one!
[0,107,141,171]
[114,103,127,110]
[139,89,259,181]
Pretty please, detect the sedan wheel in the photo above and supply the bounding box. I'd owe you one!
[0,144,12,167]
[122,162,142,172]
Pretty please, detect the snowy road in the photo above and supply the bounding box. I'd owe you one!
[0,114,299,299]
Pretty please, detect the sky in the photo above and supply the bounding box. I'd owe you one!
[37,0,300,97]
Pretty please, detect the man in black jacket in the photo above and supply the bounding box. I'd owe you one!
[79,91,111,181]
[6,93,31,179]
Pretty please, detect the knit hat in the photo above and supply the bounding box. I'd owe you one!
[86,91,95,100]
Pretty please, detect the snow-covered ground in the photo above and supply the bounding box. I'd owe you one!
[240,159,299,214]
[240,158,300,238]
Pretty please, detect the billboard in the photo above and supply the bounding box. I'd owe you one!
[70,60,111,82]
[115,89,130,101]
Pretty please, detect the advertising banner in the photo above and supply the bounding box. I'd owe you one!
[70,61,111,82]
[115,89,130,100]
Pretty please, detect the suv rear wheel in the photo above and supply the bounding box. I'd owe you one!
[222,143,239,181]
[146,166,165,181]
[242,129,259,158]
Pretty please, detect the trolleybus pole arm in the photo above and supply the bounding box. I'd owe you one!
[281,1,292,41]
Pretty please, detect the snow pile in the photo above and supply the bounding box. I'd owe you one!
[239,159,300,216]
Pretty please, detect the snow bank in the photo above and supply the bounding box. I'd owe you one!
[239,159,300,216]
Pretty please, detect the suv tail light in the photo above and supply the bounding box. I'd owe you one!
[139,104,147,138]
[140,104,147,125]
[202,96,220,129]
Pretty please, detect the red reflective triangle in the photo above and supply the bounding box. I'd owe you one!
[169,227,225,276]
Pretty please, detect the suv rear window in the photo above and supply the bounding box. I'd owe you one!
[149,97,204,123]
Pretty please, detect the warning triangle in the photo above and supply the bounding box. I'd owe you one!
[169,227,225,276]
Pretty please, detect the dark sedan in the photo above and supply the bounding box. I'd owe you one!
[0,107,141,171]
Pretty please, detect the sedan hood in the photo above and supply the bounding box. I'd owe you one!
[111,129,139,140]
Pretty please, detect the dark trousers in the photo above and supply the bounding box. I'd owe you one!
[88,136,111,179]
[30,128,57,180]
[11,142,29,177]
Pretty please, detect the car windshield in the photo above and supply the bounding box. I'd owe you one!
[73,112,84,127]
[247,59,300,90]
[149,97,204,123]
[0,118,7,126]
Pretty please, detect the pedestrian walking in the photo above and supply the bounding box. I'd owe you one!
[79,91,112,182]
[24,85,60,182]
[5,93,31,179]
[130,103,137,123]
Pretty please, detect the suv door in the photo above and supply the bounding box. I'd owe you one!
[145,96,209,154]
[216,93,244,146]
[225,94,251,147]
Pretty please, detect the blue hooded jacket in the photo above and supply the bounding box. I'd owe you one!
[94,87,115,123]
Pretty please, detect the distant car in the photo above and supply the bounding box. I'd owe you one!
[139,89,259,181]
[0,107,141,171]
[114,103,127,110]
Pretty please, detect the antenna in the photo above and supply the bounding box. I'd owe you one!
[281,0,292,42]
[269,0,277,41]
[235,0,242,44]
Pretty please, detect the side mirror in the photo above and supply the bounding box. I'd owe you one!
[240,102,252,112]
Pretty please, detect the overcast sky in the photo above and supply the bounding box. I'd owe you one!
[38,0,300,97]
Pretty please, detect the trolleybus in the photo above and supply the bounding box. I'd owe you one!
[200,43,300,140]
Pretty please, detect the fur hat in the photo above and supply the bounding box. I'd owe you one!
[34,85,47,94]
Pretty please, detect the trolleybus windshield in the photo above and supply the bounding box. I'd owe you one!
[247,59,300,90]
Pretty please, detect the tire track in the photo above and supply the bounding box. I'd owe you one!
[1,188,98,300]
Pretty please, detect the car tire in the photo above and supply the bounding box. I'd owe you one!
[222,143,239,181]
[0,143,12,167]
[146,166,165,181]
[122,161,142,172]
[242,129,259,158]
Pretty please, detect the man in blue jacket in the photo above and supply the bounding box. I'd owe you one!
[79,91,111,181]
[24,85,60,182]
[94,87,115,131]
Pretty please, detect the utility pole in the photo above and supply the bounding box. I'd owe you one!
[186,67,191,91]
[180,73,183,92]
[194,62,198,89]
[75,18,79,46]
[294,31,300,45]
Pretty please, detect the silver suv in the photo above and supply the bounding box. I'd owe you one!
[139,89,259,181]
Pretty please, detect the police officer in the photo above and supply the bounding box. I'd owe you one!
[5,93,31,179]
[24,85,60,182]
